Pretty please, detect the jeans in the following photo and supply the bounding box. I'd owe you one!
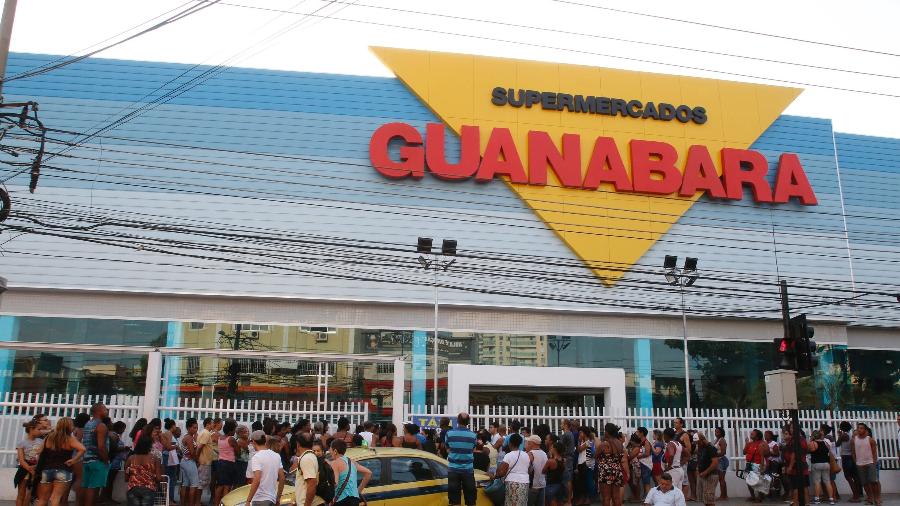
[528,487,545,506]
[166,465,179,501]
[127,487,156,506]
[447,470,477,505]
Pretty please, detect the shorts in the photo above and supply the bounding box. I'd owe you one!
[857,463,878,486]
[41,468,73,484]
[668,467,684,490]
[251,502,275,506]
[697,473,718,504]
[718,456,730,472]
[198,464,212,488]
[640,464,653,485]
[682,467,690,486]
[545,483,565,503]
[181,459,201,488]
[82,461,109,489]
[811,462,830,486]
[216,460,239,487]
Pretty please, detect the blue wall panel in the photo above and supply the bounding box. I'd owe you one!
[0,53,896,327]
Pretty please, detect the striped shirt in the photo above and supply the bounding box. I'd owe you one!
[445,428,477,472]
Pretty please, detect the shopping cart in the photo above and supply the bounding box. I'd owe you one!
[155,476,170,506]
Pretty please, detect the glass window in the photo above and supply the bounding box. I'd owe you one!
[356,458,382,487]
[390,457,435,483]
[428,459,448,479]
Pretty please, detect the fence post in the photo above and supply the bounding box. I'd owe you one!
[392,358,405,430]
[142,350,163,420]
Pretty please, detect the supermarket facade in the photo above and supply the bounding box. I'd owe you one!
[0,47,898,418]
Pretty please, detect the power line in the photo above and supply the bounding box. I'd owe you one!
[549,0,900,58]
[2,1,223,83]
[193,5,900,98]
[221,0,900,80]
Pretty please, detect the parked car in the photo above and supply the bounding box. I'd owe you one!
[222,446,492,505]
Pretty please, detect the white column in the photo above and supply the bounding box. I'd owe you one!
[142,351,163,420]
[391,358,405,429]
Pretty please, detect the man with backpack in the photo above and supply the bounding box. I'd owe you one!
[295,433,326,506]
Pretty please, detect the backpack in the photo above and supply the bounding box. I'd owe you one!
[301,451,335,503]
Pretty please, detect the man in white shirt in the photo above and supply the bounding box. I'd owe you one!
[644,473,686,506]
[359,421,375,447]
[246,431,285,506]
[526,435,548,506]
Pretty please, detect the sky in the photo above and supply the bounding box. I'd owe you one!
[8,0,900,138]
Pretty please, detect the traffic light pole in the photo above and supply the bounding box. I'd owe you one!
[780,280,806,506]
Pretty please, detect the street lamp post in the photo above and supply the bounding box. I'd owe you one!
[416,237,457,412]
[548,336,571,366]
[663,255,699,415]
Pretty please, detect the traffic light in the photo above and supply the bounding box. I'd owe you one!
[773,337,797,370]
[790,314,818,376]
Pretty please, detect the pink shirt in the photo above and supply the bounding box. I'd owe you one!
[218,436,236,462]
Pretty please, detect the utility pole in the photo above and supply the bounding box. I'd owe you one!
[226,323,242,398]
[780,280,806,506]
[0,0,18,99]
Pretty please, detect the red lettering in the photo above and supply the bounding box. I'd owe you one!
[721,148,773,203]
[369,122,424,179]
[679,145,726,198]
[425,123,481,180]
[476,128,527,184]
[630,140,681,195]
[773,153,817,205]
[527,131,582,188]
[582,137,632,191]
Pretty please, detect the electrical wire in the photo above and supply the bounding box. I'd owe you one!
[548,0,900,58]
[2,1,223,83]
[219,0,900,80]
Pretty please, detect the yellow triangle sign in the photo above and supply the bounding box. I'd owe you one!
[371,47,801,285]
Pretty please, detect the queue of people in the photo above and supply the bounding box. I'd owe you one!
[11,407,892,506]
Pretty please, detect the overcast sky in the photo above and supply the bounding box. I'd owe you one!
[9,0,900,138]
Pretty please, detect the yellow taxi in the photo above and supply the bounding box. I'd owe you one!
[221,447,493,506]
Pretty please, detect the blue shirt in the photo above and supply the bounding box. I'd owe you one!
[446,428,478,472]
[504,434,524,452]
[83,418,106,463]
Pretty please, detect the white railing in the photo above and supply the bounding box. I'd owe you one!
[404,405,900,470]
[0,392,143,467]
[0,392,369,468]
[158,397,369,429]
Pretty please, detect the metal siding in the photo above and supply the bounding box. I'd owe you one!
[0,54,891,328]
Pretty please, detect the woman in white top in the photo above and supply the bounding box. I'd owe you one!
[496,433,531,506]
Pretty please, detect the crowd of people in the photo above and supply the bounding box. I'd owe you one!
[10,405,893,506]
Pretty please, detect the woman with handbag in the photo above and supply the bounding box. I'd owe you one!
[809,431,835,505]
[496,433,531,506]
[328,439,372,506]
[743,429,768,503]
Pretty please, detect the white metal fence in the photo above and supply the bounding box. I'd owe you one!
[405,404,900,469]
[159,397,369,428]
[0,392,369,468]
[0,392,143,467]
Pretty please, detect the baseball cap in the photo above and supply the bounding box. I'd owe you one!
[250,430,267,442]
[527,435,542,445]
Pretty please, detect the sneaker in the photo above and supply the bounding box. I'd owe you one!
[829,500,835,505]
[814,498,821,504]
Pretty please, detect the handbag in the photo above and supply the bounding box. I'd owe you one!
[829,453,842,474]
[487,450,523,506]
